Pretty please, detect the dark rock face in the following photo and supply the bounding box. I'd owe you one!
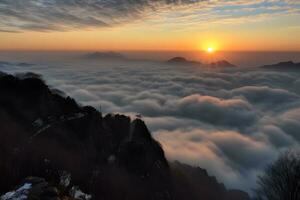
[170,162,250,200]
[226,189,251,200]
[0,72,171,200]
[261,61,300,70]
[0,72,250,200]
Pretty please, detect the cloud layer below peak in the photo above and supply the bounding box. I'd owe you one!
[1,59,300,193]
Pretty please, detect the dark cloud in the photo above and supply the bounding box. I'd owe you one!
[1,0,299,32]
[260,125,295,148]
[275,108,300,142]
[231,86,299,105]
[211,131,276,170]
[154,129,276,191]
[0,0,202,32]
[293,79,300,93]
[171,95,257,127]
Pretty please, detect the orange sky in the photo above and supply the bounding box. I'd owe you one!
[0,1,300,52]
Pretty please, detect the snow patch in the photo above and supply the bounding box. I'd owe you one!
[70,186,92,200]
[1,183,32,200]
[59,171,71,187]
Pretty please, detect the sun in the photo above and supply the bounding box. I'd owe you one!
[207,47,214,53]
[198,40,219,53]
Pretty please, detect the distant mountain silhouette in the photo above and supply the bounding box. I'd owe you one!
[210,60,237,68]
[166,57,201,66]
[0,61,34,67]
[261,61,300,70]
[0,71,250,200]
[166,57,237,68]
[17,62,34,67]
[82,51,127,60]
[0,61,10,66]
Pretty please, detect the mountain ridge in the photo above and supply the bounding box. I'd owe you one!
[261,61,300,70]
[0,71,250,200]
[165,57,237,68]
[82,52,128,60]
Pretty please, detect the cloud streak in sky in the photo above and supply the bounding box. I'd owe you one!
[0,0,299,32]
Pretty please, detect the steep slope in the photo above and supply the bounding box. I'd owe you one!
[0,72,250,200]
[171,162,250,200]
[0,72,171,200]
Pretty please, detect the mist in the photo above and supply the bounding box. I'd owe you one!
[1,51,299,193]
[1,51,300,67]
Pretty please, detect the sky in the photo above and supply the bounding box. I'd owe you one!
[0,0,300,51]
[1,0,300,195]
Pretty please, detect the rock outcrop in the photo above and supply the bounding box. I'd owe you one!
[171,162,250,200]
[0,72,250,200]
[0,176,92,200]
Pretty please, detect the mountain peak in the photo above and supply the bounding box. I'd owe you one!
[0,72,250,200]
[261,61,300,70]
[166,57,201,65]
[82,51,127,60]
[210,60,237,68]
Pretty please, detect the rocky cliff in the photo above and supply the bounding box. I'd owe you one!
[0,72,250,200]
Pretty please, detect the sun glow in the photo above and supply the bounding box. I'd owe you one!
[198,39,219,53]
[207,47,214,53]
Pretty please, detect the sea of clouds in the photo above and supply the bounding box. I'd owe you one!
[1,60,300,193]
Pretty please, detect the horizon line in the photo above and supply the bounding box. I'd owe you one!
[1,49,300,53]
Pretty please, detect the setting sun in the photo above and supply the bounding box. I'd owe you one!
[199,40,219,53]
[207,47,214,53]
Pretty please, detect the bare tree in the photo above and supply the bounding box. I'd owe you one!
[256,150,300,200]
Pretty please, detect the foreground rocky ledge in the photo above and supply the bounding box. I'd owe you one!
[0,72,250,200]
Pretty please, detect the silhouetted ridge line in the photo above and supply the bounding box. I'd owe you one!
[210,60,237,68]
[166,57,237,68]
[166,57,201,66]
[261,61,300,70]
[0,72,250,200]
[82,52,127,60]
